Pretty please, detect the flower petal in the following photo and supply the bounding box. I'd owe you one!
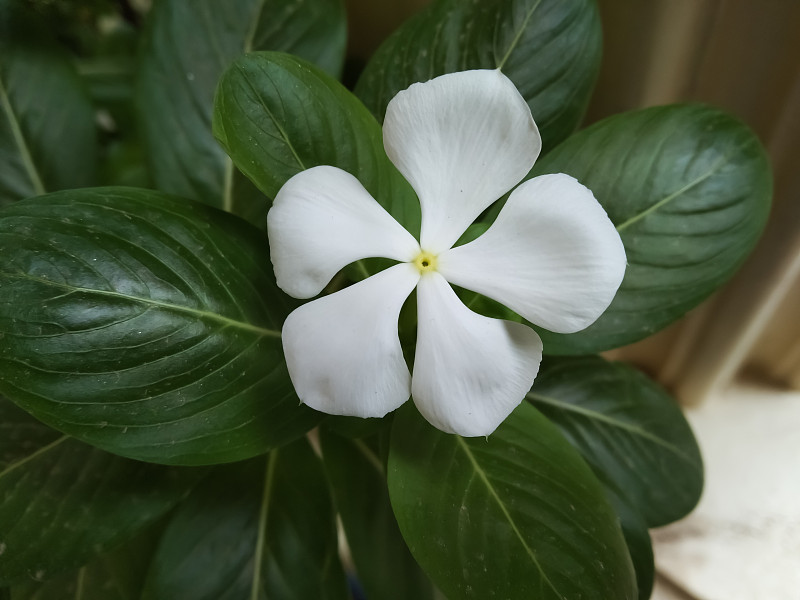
[412,273,542,437]
[268,166,420,299]
[282,263,420,419]
[383,69,541,253]
[438,174,627,334]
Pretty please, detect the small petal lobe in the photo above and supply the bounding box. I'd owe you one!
[268,166,420,299]
[282,264,420,419]
[383,70,541,253]
[438,174,627,334]
[412,273,543,437]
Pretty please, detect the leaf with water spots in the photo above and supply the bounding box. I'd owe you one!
[0,396,202,587]
[389,402,637,600]
[0,187,320,465]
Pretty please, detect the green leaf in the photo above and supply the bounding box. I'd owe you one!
[0,2,97,206]
[142,439,348,600]
[603,486,654,600]
[0,396,203,587]
[354,0,602,151]
[213,51,420,237]
[531,104,772,354]
[527,356,703,527]
[138,0,347,225]
[0,187,320,465]
[320,430,436,600]
[0,396,61,470]
[9,522,163,600]
[389,402,637,600]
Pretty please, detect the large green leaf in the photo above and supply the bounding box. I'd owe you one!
[9,522,163,600]
[0,396,203,586]
[142,439,348,600]
[320,430,436,600]
[530,104,772,354]
[138,0,346,225]
[213,52,420,237]
[0,187,320,465]
[527,356,703,527]
[355,0,602,151]
[389,402,636,600]
[0,2,97,206]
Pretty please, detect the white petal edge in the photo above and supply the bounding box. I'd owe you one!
[383,69,541,254]
[282,263,420,419]
[411,272,542,437]
[438,173,627,334]
[267,165,420,299]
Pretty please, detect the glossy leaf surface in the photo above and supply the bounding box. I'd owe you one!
[320,430,435,600]
[213,52,420,236]
[528,356,703,527]
[389,402,636,600]
[355,0,602,151]
[0,3,96,206]
[530,104,772,354]
[0,187,320,465]
[138,0,346,224]
[142,440,347,600]
[0,396,202,586]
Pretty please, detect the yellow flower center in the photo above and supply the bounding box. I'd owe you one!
[413,250,438,274]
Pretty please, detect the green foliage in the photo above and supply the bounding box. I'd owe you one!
[142,440,347,600]
[530,104,772,353]
[0,0,772,597]
[9,524,163,600]
[213,52,421,237]
[355,0,602,151]
[0,188,320,465]
[604,486,655,600]
[0,1,97,205]
[526,356,705,599]
[320,430,436,600]
[138,0,347,226]
[0,397,203,587]
[389,402,637,600]
[529,356,703,526]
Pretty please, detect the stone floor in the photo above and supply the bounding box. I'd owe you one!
[651,380,800,600]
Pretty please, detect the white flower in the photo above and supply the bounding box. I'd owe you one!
[267,69,626,437]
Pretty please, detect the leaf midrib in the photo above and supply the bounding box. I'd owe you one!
[526,391,700,468]
[0,75,46,196]
[496,0,544,71]
[0,435,67,482]
[614,147,746,233]
[2,271,281,338]
[454,436,564,599]
[251,451,278,600]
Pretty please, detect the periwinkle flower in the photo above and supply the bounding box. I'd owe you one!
[267,69,626,436]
